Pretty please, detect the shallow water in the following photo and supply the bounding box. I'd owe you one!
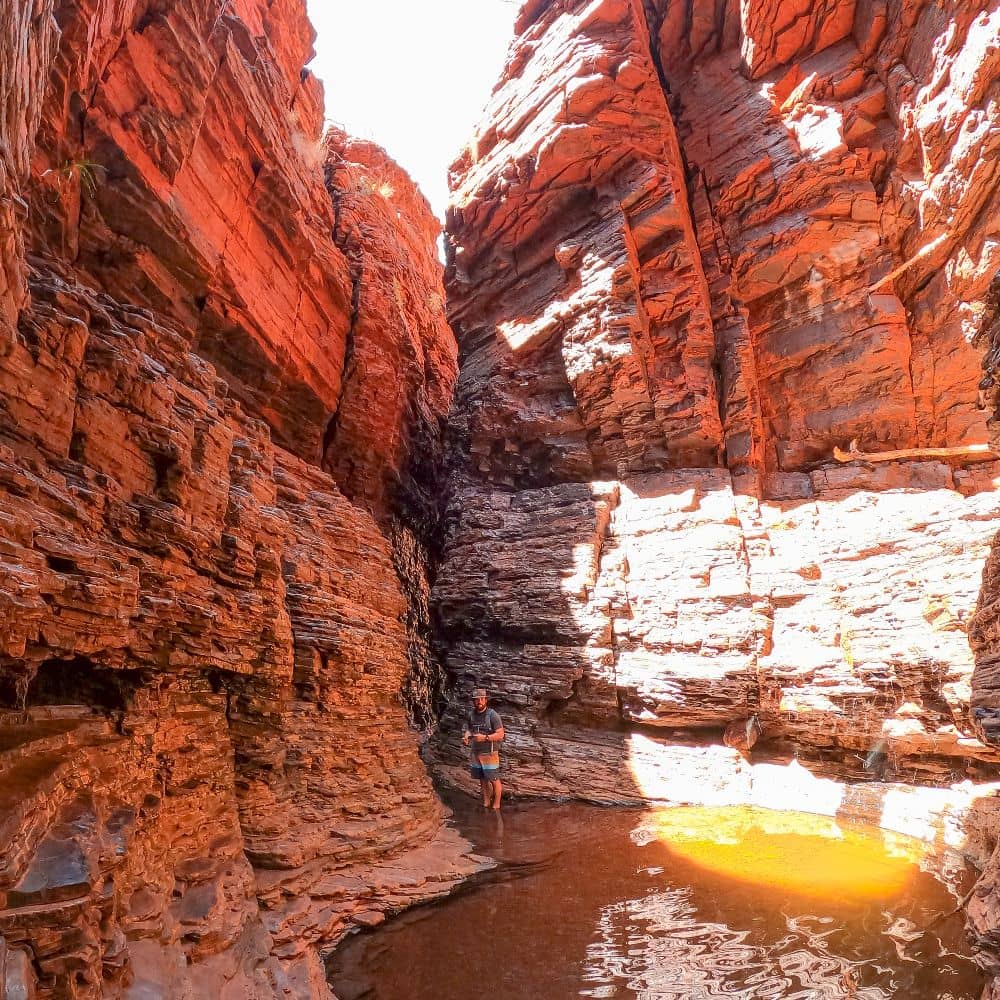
[327,797,983,1000]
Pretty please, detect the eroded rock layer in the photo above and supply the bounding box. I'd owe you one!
[0,1,467,997]
[440,0,1000,788]
[436,0,1000,981]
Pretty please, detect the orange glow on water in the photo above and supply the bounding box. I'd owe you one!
[330,799,983,1000]
[646,806,924,902]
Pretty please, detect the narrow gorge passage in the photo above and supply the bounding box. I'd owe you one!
[0,0,999,998]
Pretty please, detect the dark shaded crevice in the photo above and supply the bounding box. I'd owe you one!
[391,524,444,730]
[320,165,362,468]
[206,667,241,727]
[321,159,453,734]
[542,674,586,723]
[28,658,132,713]
[974,272,1000,435]
[638,0,767,479]
[711,350,727,449]
[395,428,458,731]
[0,655,145,724]
[319,267,360,465]
[638,0,673,105]
[44,554,77,574]
[150,449,181,503]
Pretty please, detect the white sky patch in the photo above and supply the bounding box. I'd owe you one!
[305,0,517,221]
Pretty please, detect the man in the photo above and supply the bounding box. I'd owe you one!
[462,687,505,809]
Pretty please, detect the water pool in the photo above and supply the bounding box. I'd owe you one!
[328,798,983,999]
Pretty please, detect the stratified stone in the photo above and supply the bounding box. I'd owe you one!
[0,258,464,995]
[323,132,458,526]
[438,0,1000,980]
[0,0,463,994]
[434,468,1000,788]
[0,0,57,336]
[439,0,1000,776]
[447,0,724,483]
[29,0,353,459]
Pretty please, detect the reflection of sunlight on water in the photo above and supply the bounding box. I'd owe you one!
[582,891,894,999]
[328,798,982,1000]
[637,807,924,902]
[623,732,1000,860]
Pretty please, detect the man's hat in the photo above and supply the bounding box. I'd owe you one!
[471,688,488,699]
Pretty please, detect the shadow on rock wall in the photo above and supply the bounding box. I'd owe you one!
[430,475,649,802]
[430,422,1000,805]
[433,0,1000,808]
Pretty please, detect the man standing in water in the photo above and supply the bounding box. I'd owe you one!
[463,688,505,809]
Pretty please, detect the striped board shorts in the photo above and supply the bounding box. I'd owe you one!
[470,751,501,781]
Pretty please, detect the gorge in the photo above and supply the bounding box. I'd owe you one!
[0,0,999,997]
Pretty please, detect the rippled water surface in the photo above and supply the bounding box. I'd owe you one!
[327,797,983,999]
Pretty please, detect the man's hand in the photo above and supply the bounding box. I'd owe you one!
[474,733,491,743]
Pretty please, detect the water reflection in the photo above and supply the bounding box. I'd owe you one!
[636,807,922,900]
[327,798,982,1000]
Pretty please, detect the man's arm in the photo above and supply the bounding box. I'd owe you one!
[474,728,505,741]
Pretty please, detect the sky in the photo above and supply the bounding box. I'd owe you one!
[305,0,518,222]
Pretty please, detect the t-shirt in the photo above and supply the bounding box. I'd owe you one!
[467,707,503,756]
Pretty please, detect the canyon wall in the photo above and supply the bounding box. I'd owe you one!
[2,0,999,994]
[0,2,468,997]
[437,0,1000,792]
[434,0,1000,964]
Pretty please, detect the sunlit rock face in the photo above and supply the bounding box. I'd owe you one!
[436,0,1000,804]
[436,0,1000,982]
[0,0,466,996]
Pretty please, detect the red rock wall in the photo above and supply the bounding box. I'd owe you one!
[436,0,1000,807]
[653,0,998,473]
[436,0,1000,982]
[0,1,464,996]
[436,0,1000,976]
[27,0,354,459]
[448,0,723,478]
[0,0,56,333]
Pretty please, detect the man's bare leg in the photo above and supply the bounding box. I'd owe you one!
[490,779,502,810]
[480,779,491,807]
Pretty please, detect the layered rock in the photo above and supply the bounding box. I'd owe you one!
[2,0,999,992]
[0,0,57,334]
[431,0,1000,985]
[436,464,1000,792]
[434,0,1000,858]
[651,0,999,473]
[27,0,354,459]
[0,1,465,996]
[323,131,459,725]
[436,0,1000,985]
